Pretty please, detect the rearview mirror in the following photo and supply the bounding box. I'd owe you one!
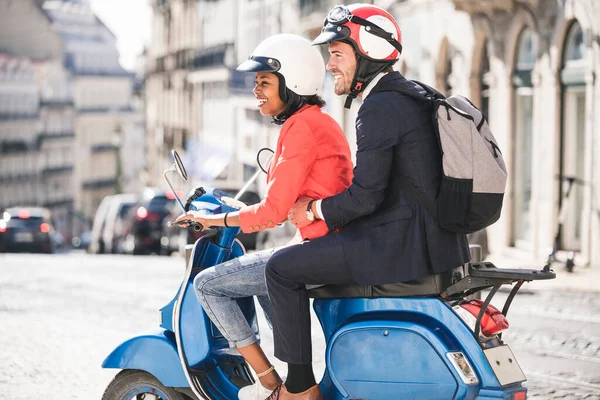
[163,150,187,213]
[172,150,188,181]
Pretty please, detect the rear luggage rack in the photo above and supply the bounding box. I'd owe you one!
[442,262,555,343]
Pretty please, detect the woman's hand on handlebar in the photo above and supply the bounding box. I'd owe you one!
[175,211,208,229]
[176,210,240,229]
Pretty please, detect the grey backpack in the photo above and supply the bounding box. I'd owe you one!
[392,81,507,234]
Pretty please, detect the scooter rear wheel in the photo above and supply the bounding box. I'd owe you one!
[102,369,191,400]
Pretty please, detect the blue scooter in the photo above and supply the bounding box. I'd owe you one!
[102,150,555,400]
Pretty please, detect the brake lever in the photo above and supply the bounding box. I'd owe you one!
[167,219,195,228]
[168,220,204,233]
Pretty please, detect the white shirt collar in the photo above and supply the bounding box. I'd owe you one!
[360,72,387,100]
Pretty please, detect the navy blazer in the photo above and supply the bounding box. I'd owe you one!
[321,72,470,285]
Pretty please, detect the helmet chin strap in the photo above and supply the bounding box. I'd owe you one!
[344,57,395,109]
[272,88,307,125]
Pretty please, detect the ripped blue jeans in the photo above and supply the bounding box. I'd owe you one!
[193,246,284,348]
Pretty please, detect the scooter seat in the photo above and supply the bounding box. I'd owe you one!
[308,269,458,299]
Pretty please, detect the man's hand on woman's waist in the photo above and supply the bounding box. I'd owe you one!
[288,196,323,228]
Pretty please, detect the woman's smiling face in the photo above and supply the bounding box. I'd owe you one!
[253,72,287,117]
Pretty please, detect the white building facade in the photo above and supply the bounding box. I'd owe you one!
[0,0,77,240]
[0,55,44,211]
[0,0,143,238]
[34,58,77,237]
[146,0,201,185]
[41,0,143,218]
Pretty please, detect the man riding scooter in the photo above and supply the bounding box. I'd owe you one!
[266,4,470,399]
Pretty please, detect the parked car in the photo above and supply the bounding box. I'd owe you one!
[102,193,138,254]
[72,231,92,251]
[122,188,180,255]
[89,195,114,254]
[0,207,57,253]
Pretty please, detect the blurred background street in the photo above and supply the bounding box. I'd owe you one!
[1,252,600,399]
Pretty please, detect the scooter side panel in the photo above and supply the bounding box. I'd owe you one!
[159,236,256,369]
[179,280,212,366]
[314,298,502,390]
[326,320,459,400]
[101,329,189,387]
[181,237,257,368]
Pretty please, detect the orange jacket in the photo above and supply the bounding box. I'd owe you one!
[239,105,353,240]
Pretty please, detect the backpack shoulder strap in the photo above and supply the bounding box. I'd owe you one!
[411,80,446,100]
[371,79,442,103]
[371,79,442,218]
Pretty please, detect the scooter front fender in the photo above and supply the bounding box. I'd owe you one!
[101,328,188,387]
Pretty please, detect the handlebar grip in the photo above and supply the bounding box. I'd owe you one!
[191,223,203,233]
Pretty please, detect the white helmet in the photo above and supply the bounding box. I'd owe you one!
[237,34,325,97]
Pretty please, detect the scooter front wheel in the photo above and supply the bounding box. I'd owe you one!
[102,369,192,400]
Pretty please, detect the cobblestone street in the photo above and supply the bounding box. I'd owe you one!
[493,289,600,399]
[1,252,599,399]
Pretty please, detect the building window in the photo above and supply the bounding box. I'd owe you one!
[565,23,586,63]
[163,75,172,90]
[559,21,587,251]
[165,9,172,48]
[512,28,536,249]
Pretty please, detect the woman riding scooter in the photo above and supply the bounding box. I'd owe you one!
[176,33,353,400]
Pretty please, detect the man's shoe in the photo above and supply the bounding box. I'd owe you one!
[238,380,277,400]
[266,384,322,400]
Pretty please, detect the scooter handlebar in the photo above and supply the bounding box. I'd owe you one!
[191,223,203,233]
[167,219,204,233]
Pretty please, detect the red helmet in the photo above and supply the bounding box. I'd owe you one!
[313,4,402,62]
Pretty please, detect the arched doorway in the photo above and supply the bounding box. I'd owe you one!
[435,37,453,96]
[559,21,587,251]
[480,40,491,121]
[511,28,536,249]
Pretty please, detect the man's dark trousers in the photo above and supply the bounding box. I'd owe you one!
[265,233,356,364]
